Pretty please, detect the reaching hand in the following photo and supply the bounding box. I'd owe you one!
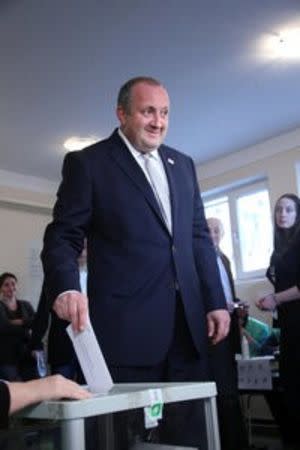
[256,294,277,312]
[8,375,92,414]
[53,291,89,332]
[37,375,92,401]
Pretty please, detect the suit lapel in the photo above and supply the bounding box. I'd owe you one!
[159,147,178,235]
[108,132,168,231]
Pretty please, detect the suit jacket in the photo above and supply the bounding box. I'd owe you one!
[42,130,226,366]
[208,251,241,399]
[219,251,241,354]
[0,382,9,428]
[30,284,75,366]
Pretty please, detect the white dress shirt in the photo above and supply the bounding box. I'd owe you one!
[118,128,172,232]
[216,254,234,304]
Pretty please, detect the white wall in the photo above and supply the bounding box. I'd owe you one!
[197,126,300,318]
[0,172,56,309]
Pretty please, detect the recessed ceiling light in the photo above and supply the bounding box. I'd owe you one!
[64,135,99,151]
[277,29,300,58]
[261,27,300,60]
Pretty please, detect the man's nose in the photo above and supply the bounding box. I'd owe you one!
[151,112,164,127]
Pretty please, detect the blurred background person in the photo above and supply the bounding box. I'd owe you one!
[257,193,300,449]
[265,193,300,327]
[0,272,36,381]
[207,217,249,450]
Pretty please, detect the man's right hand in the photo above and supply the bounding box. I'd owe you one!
[53,291,88,332]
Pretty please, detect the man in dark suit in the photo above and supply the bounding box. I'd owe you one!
[207,217,249,450]
[41,76,230,448]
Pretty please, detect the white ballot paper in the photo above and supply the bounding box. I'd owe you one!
[67,319,113,394]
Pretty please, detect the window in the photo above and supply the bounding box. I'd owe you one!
[203,180,273,280]
[296,161,300,196]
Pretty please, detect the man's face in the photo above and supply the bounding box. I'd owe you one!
[117,82,169,153]
[207,218,224,248]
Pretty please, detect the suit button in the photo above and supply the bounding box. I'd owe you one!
[172,245,176,253]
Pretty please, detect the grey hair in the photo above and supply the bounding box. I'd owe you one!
[117,76,163,113]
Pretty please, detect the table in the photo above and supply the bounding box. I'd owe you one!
[19,382,220,450]
[237,355,276,391]
[237,356,280,445]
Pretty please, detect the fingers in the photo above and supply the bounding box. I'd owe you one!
[255,298,263,309]
[76,296,89,332]
[207,315,215,340]
[39,375,92,401]
[256,296,273,311]
[53,375,92,400]
[53,292,88,332]
[207,310,230,345]
[213,318,229,344]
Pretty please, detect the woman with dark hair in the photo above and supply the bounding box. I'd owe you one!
[266,193,300,300]
[0,272,35,381]
[257,193,300,449]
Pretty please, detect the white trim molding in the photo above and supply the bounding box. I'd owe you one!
[197,126,300,181]
[0,169,58,194]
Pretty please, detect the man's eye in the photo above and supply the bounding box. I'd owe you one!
[142,109,151,116]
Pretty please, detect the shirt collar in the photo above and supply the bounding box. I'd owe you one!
[118,128,159,160]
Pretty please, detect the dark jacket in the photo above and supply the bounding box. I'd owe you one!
[0,300,34,363]
[42,130,226,366]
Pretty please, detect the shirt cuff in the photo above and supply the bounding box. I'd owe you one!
[56,290,81,301]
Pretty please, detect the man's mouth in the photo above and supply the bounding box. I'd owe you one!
[146,127,161,136]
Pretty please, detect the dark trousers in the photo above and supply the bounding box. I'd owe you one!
[208,336,249,450]
[0,360,38,382]
[109,297,210,449]
[51,355,83,381]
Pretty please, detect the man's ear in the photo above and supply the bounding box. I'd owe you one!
[116,106,126,126]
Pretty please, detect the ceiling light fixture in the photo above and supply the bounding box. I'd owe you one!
[277,29,300,58]
[63,135,99,151]
[261,27,300,60]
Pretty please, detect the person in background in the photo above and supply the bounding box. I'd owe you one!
[0,273,36,381]
[265,193,300,327]
[257,193,300,450]
[207,217,249,450]
[30,244,88,379]
[0,375,91,428]
[41,76,230,449]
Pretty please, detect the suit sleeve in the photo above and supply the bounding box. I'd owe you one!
[30,284,49,350]
[41,151,92,303]
[190,160,227,312]
[0,382,10,428]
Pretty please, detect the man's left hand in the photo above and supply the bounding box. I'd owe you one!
[206,309,230,345]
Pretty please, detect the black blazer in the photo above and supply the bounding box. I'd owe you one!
[42,130,226,366]
[219,251,241,354]
[0,382,10,428]
[30,284,74,366]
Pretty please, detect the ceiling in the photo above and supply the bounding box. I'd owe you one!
[1,0,300,183]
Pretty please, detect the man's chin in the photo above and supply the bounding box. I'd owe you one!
[142,138,163,151]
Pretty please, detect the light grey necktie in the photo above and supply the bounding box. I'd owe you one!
[143,153,172,233]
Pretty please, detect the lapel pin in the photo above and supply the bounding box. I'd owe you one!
[167,158,175,165]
